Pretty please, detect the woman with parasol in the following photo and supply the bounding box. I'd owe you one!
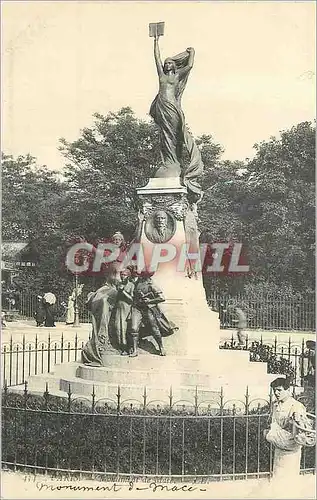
[43,292,56,327]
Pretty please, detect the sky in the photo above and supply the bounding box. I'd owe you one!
[2,1,316,171]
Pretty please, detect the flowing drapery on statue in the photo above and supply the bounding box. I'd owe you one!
[150,38,204,197]
[81,284,119,365]
[113,273,136,355]
[81,232,127,365]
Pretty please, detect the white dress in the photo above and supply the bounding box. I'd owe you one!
[268,396,306,479]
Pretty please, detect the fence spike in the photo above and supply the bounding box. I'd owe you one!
[245,385,249,413]
[117,385,121,413]
[220,386,224,414]
[194,386,198,415]
[43,382,50,407]
[92,385,96,411]
[143,386,147,411]
[269,386,273,410]
[169,386,173,410]
[66,383,72,412]
[274,336,277,354]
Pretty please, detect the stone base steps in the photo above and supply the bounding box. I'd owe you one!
[8,349,276,406]
[10,371,273,408]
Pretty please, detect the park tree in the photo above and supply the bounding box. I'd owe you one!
[59,109,229,242]
[59,107,161,241]
[2,115,315,300]
[2,153,65,240]
[199,121,315,297]
[1,153,71,295]
[239,121,315,293]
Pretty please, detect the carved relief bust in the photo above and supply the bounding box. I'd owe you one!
[144,210,176,244]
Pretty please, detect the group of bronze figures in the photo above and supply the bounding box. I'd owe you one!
[82,255,177,365]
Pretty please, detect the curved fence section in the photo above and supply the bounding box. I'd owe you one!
[2,384,315,480]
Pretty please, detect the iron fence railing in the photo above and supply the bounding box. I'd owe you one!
[1,383,315,479]
[220,334,315,389]
[1,333,87,387]
[3,292,90,323]
[2,333,315,389]
[2,291,315,331]
[208,292,315,332]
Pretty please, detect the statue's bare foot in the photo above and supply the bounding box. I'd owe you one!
[159,348,166,356]
[129,351,138,358]
[121,351,129,356]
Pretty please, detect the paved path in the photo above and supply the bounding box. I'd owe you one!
[2,320,314,346]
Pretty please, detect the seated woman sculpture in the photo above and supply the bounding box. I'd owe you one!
[81,232,127,366]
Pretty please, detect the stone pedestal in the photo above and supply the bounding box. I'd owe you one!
[136,177,219,361]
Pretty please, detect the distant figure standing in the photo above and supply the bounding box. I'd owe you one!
[230,306,247,346]
[66,285,83,325]
[1,311,7,329]
[43,292,56,327]
[34,296,45,327]
[66,292,75,325]
[218,301,228,328]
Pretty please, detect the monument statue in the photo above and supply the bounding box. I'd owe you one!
[113,267,137,355]
[81,232,128,366]
[81,23,203,366]
[129,273,178,357]
[149,25,204,197]
[81,231,177,365]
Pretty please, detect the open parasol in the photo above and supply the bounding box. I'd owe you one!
[43,292,56,305]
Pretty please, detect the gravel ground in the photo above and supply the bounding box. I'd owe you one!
[2,320,314,345]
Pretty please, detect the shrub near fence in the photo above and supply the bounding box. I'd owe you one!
[2,385,315,479]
